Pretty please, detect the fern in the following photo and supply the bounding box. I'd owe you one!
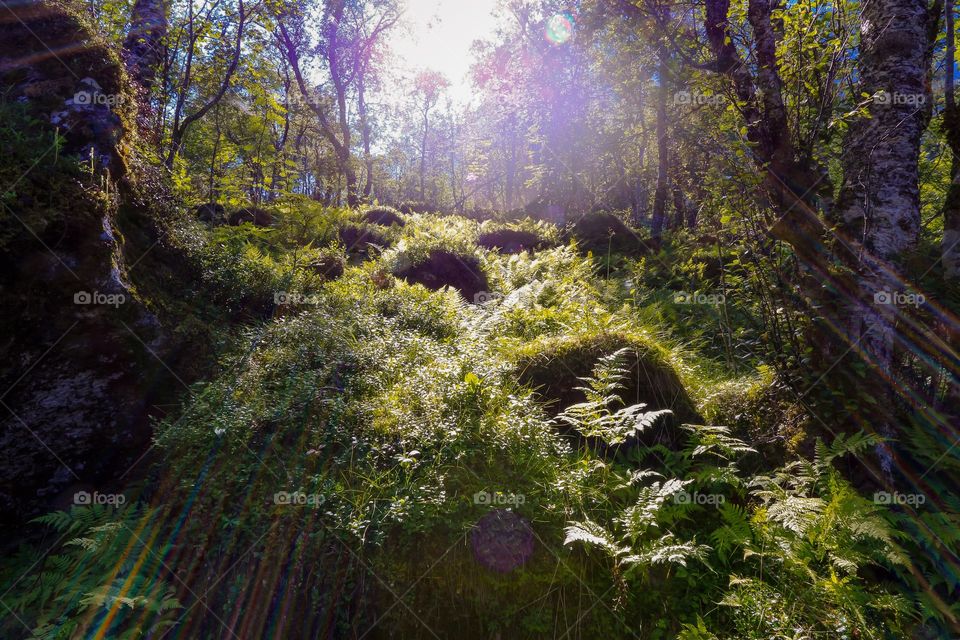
[556,347,674,445]
[3,505,182,638]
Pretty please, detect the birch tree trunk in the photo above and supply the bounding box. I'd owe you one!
[123,0,168,93]
[943,0,960,279]
[833,0,937,471]
[651,53,669,243]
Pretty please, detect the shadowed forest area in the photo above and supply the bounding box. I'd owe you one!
[0,0,959,637]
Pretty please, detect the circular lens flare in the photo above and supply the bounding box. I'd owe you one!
[545,13,574,45]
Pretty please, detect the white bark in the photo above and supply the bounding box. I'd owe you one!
[835,0,936,472]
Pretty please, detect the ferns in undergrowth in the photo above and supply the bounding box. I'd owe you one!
[1,504,181,639]
[561,350,917,639]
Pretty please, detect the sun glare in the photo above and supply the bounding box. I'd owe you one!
[390,0,500,104]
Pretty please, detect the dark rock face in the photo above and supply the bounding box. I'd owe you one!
[228,207,273,227]
[362,206,405,227]
[570,212,653,255]
[393,249,489,302]
[0,2,176,522]
[476,229,543,254]
[471,510,535,573]
[0,0,134,177]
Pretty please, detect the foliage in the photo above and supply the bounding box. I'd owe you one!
[1,505,181,639]
[563,356,913,638]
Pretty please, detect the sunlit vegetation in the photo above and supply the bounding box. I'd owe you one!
[0,0,958,638]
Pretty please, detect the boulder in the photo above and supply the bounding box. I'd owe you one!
[308,253,346,280]
[194,203,225,224]
[362,206,405,227]
[393,249,489,302]
[570,212,653,255]
[515,331,701,451]
[228,207,273,227]
[399,201,429,215]
[339,225,389,255]
[476,229,544,254]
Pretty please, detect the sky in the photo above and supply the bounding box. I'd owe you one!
[388,0,502,105]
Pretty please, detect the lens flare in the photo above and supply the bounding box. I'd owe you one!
[545,13,574,45]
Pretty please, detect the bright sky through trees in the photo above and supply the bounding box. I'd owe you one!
[389,0,500,104]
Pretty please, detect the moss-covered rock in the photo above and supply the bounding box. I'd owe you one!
[228,206,274,227]
[193,202,225,224]
[307,251,346,281]
[514,331,700,425]
[399,200,430,215]
[476,228,544,254]
[339,224,390,255]
[362,205,405,227]
[569,212,653,256]
[702,374,813,471]
[0,1,188,523]
[0,0,135,177]
[393,248,489,302]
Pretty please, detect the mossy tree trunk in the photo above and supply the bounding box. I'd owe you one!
[123,0,168,94]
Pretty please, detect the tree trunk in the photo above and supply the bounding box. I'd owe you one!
[651,53,669,243]
[166,0,246,169]
[941,0,960,407]
[124,0,167,93]
[420,106,430,203]
[358,76,374,200]
[832,0,937,471]
[944,0,960,279]
[276,12,359,208]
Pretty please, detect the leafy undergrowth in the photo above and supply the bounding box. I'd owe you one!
[2,208,955,639]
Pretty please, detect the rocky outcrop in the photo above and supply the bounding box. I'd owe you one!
[0,0,177,522]
[569,212,654,256]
